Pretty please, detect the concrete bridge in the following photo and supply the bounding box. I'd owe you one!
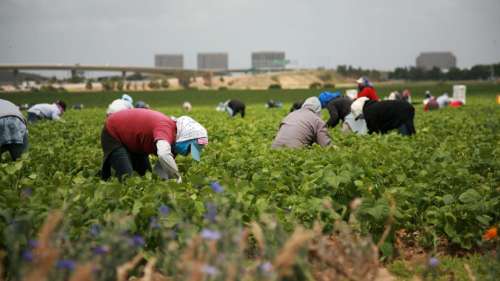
[0,64,254,78]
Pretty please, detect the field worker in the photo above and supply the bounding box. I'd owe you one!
[436,93,450,108]
[356,77,379,101]
[272,97,331,148]
[100,109,208,181]
[351,97,416,136]
[266,99,283,108]
[387,91,402,101]
[223,99,245,118]
[106,94,133,115]
[402,89,412,103]
[423,91,433,105]
[323,96,354,128]
[424,97,439,111]
[27,100,66,123]
[449,100,464,108]
[182,101,192,112]
[290,100,304,112]
[0,99,28,160]
[135,101,150,109]
[318,91,341,108]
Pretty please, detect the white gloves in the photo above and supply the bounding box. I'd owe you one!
[155,140,181,181]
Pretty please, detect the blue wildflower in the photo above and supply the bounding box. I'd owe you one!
[159,204,170,216]
[428,257,439,267]
[21,250,33,262]
[210,181,224,193]
[204,202,217,223]
[201,265,219,276]
[56,259,76,271]
[89,224,101,237]
[259,261,273,273]
[149,217,160,229]
[201,229,221,240]
[131,235,145,247]
[92,245,110,256]
[21,188,33,198]
[28,239,38,248]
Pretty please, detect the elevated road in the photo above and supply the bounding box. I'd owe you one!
[0,64,257,76]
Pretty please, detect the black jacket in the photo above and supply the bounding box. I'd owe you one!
[363,100,415,134]
[324,97,353,128]
[228,99,245,117]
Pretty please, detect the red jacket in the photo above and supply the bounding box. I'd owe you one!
[357,87,380,101]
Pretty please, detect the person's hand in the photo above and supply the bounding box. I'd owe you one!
[176,176,182,184]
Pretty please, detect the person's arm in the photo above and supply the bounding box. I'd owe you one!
[155,140,181,181]
[51,110,61,121]
[326,106,340,128]
[315,120,332,147]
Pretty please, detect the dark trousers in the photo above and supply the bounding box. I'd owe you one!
[27,112,42,123]
[398,119,416,136]
[0,134,28,161]
[101,147,151,181]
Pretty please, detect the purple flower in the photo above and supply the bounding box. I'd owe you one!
[428,257,439,267]
[204,203,217,223]
[89,224,101,237]
[56,259,76,271]
[201,229,221,240]
[92,245,110,256]
[210,181,224,193]
[149,217,160,229]
[130,235,145,247]
[159,204,170,216]
[22,250,33,262]
[201,265,219,276]
[28,239,38,248]
[21,188,33,198]
[259,261,273,273]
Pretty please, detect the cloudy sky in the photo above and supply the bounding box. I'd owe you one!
[1,0,499,70]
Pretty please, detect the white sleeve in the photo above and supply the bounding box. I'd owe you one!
[51,110,61,120]
[155,140,180,180]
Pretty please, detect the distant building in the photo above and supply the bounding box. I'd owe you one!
[416,52,457,70]
[197,53,228,70]
[252,51,286,70]
[155,54,184,69]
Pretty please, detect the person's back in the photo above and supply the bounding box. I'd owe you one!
[227,99,245,117]
[28,103,62,120]
[272,97,331,148]
[0,99,25,121]
[324,97,353,127]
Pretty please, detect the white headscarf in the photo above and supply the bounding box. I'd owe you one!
[175,116,208,143]
[351,97,369,119]
[301,97,322,116]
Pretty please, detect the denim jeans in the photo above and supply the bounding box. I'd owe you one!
[101,147,151,181]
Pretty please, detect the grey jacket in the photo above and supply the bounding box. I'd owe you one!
[0,99,25,123]
[272,97,331,148]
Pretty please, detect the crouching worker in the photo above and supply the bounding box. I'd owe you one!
[351,97,416,136]
[223,99,245,118]
[272,97,331,148]
[27,100,66,123]
[100,108,208,182]
[0,99,28,160]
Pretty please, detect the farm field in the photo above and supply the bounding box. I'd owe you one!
[0,82,499,280]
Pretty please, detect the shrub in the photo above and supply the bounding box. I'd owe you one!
[268,83,282,90]
[309,82,322,90]
[323,83,336,89]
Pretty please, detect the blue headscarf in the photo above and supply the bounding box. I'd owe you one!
[318,91,341,108]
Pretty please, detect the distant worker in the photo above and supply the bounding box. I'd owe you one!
[449,100,464,108]
[318,91,341,108]
[290,100,304,112]
[266,99,283,108]
[356,77,379,101]
[72,103,84,110]
[135,100,150,109]
[182,101,192,112]
[402,89,412,103]
[423,90,433,106]
[387,91,402,101]
[424,97,439,111]
[100,109,208,182]
[436,93,450,108]
[107,94,134,115]
[0,99,28,161]
[272,97,331,148]
[223,99,245,118]
[27,100,66,123]
[351,97,416,136]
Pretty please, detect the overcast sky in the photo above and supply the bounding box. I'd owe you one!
[1,0,499,71]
